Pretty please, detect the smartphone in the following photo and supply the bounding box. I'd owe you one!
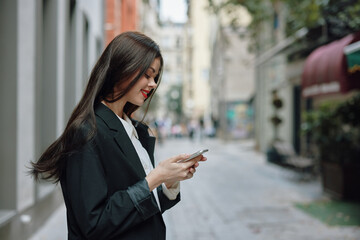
[178,149,208,163]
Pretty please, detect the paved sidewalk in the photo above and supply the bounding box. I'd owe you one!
[157,138,360,240]
[29,203,67,240]
[29,138,360,240]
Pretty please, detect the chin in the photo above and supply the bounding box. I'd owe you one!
[129,95,146,107]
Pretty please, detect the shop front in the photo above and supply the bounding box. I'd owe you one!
[301,32,360,200]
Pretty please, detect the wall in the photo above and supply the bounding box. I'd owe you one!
[188,0,211,119]
[208,6,255,140]
[254,1,297,152]
[105,0,138,45]
[0,0,18,213]
[0,0,104,239]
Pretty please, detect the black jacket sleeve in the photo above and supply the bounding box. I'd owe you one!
[157,185,181,214]
[63,140,160,240]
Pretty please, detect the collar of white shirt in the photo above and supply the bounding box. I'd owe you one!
[117,114,139,140]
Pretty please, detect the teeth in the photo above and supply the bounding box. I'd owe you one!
[141,90,148,98]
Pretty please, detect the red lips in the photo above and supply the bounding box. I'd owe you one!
[141,89,150,99]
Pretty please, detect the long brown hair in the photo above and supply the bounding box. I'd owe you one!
[31,31,163,182]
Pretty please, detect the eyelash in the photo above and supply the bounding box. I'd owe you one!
[145,73,158,83]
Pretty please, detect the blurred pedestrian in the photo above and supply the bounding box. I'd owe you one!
[199,117,205,141]
[154,118,163,144]
[187,119,197,141]
[30,31,206,240]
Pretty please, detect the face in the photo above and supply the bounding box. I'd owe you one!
[123,58,160,107]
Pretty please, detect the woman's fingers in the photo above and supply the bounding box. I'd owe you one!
[170,153,207,164]
[160,153,208,182]
[182,156,201,167]
[170,154,190,163]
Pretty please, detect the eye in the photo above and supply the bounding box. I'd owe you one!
[144,73,151,79]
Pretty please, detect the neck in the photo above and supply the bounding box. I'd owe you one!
[101,100,125,119]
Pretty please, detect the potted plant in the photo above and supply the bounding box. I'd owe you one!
[302,93,360,200]
[266,90,284,164]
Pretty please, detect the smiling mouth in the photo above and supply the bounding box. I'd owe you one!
[141,89,150,99]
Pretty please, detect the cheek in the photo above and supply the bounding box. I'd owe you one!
[139,77,149,86]
[129,88,140,97]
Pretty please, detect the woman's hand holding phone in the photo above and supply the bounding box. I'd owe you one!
[177,149,209,163]
[146,150,208,191]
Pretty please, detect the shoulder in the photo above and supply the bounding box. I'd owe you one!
[72,115,109,146]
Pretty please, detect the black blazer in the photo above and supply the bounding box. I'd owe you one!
[60,103,180,240]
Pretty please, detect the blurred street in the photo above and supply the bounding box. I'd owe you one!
[30,137,360,240]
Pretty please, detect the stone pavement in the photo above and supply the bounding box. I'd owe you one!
[158,138,360,240]
[29,138,360,240]
[29,203,67,240]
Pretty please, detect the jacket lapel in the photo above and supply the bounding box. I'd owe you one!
[133,120,156,166]
[94,103,146,178]
[139,134,156,166]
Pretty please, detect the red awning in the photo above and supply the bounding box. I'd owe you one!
[302,32,360,98]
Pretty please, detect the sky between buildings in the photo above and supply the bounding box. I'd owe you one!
[160,0,188,23]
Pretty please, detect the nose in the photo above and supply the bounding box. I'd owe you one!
[148,78,157,89]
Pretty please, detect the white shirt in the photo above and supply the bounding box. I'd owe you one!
[117,114,180,210]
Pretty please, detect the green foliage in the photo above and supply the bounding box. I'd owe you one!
[208,0,275,51]
[301,93,360,164]
[322,0,360,37]
[284,0,326,35]
[207,0,360,51]
[295,200,360,226]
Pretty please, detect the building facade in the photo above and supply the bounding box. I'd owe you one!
[157,21,189,121]
[209,4,255,140]
[105,0,140,45]
[254,1,296,152]
[185,0,211,121]
[0,0,104,239]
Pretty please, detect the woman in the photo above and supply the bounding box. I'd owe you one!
[31,31,206,240]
